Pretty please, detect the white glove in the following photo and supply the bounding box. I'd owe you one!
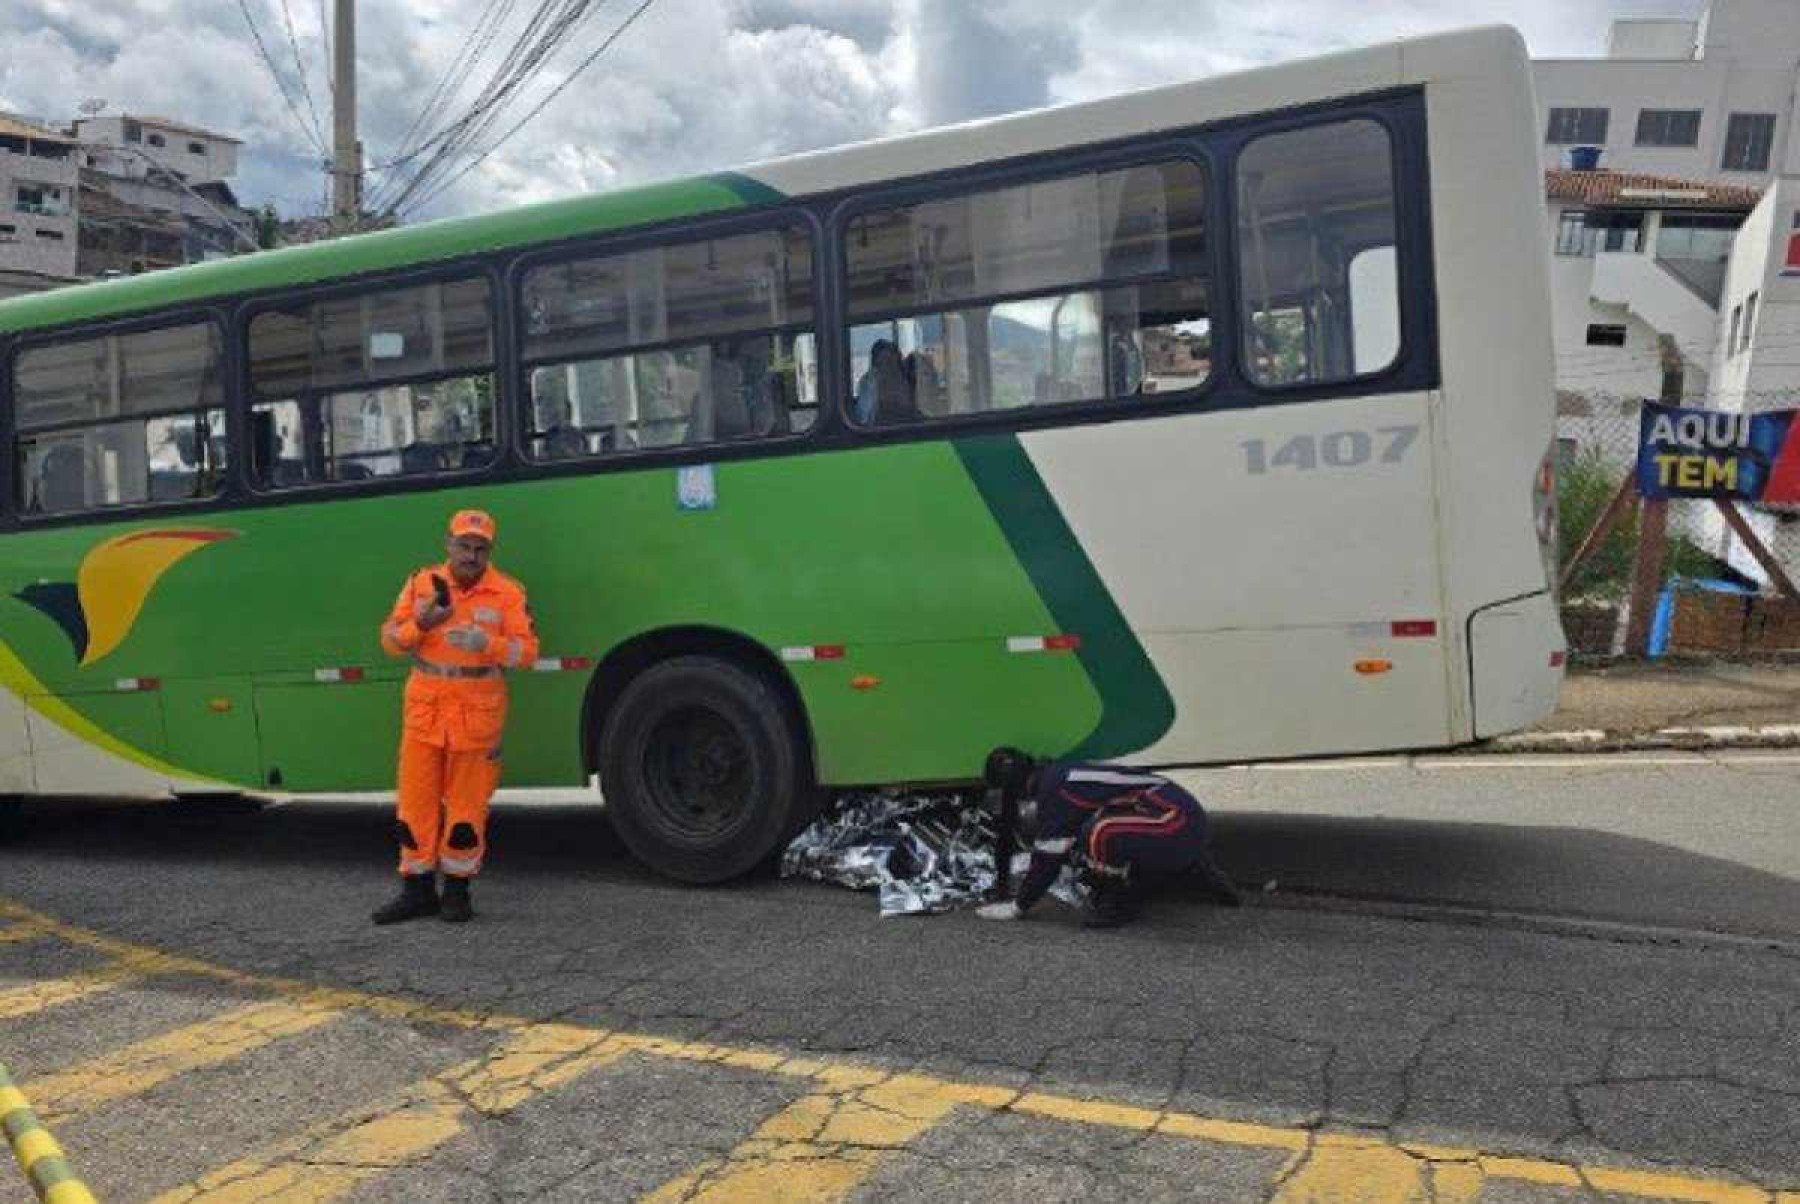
[975,901,1022,921]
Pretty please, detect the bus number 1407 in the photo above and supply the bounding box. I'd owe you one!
[1242,425,1419,475]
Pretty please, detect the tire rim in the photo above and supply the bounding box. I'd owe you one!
[641,705,755,843]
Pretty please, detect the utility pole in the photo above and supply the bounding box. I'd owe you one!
[331,0,360,226]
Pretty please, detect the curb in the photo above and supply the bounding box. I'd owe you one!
[0,1063,95,1204]
[1486,724,1800,753]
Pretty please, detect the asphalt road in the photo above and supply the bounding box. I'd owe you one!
[0,751,1796,1201]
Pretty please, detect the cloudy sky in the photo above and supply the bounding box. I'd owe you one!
[0,0,1702,222]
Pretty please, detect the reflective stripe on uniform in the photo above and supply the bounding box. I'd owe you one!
[440,854,481,875]
[411,656,501,679]
[503,638,524,667]
[1064,768,1169,787]
[400,856,436,875]
[1034,836,1075,854]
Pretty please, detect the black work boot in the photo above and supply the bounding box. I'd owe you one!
[1083,878,1143,929]
[440,875,474,923]
[371,873,439,925]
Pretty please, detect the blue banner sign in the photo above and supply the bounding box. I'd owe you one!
[1636,401,1800,501]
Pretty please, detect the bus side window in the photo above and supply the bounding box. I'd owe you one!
[247,277,497,489]
[11,320,227,516]
[1236,119,1399,388]
[519,226,817,463]
[843,158,1212,429]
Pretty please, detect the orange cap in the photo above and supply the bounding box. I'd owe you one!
[448,509,496,543]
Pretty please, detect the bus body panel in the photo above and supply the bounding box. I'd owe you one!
[1469,594,1565,738]
[1416,27,1566,718]
[1023,391,1455,763]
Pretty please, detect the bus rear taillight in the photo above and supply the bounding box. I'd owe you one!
[1534,443,1559,593]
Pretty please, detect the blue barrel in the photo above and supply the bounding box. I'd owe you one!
[1568,145,1603,171]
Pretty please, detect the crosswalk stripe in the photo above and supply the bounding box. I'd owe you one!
[641,1070,972,1203]
[23,1000,344,1122]
[0,953,175,1021]
[149,1023,630,1204]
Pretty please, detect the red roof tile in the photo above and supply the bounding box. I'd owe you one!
[1545,169,1761,210]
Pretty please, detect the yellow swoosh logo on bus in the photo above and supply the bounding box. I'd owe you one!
[75,528,237,667]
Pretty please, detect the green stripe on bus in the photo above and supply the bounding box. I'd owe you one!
[952,434,1174,760]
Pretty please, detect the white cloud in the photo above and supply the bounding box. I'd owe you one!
[0,0,1703,220]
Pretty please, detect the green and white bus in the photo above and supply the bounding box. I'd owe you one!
[0,25,1563,881]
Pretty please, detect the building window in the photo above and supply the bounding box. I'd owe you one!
[14,184,66,217]
[1546,107,1609,145]
[34,228,63,241]
[146,132,166,148]
[1585,324,1627,347]
[1721,113,1775,171]
[1555,210,1643,256]
[187,141,206,156]
[13,321,228,515]
[1728,304,1742,355]
[1741,291,1759,352]
[1656,213,1739,260]
[123,119,142,143]
[1635,109,1702,147]
[248,276,496,488]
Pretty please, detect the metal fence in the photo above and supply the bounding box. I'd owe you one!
[1555,391,1800,656]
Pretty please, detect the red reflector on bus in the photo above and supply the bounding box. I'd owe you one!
[1043,634,1082,651]
[1390,620,1437,638]
[562,656,592,670]
[313,667,364,683]
[1550,650,1567,668]
[532,656,594,672]
[115,677,159,692]
[816,645,846,660]
[781,645,846,663]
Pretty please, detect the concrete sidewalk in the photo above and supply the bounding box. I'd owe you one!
[1493,659,1800,751]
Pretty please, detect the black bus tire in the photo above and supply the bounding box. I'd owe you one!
[598,655,808,884]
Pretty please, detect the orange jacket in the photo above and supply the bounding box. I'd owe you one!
[380,563,540,751]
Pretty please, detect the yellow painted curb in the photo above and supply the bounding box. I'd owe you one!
[0,1062,97,1204]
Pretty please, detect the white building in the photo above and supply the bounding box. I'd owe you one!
[75,113,242,185]
[1532,0,1800,587]
[0,114,79,278]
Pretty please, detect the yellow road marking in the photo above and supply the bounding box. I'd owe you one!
[643,1071,968,1204]
[1271,1135,1484,1203]
[0,895,1788,1204]
[0,951,174,1020]
[24,999,343,1121]
[150,1023,629,1204]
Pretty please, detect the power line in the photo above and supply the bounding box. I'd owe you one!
[277,0,329,152]
[236,0,326,156]
[375,0,612,215]
[401,0,660,217]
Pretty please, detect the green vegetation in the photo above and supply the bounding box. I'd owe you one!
[1558,448,1715,599]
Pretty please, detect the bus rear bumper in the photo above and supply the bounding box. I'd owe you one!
[1468,591,1566,739]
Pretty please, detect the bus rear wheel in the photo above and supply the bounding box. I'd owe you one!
[598,655,808,884]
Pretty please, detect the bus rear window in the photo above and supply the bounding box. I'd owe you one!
[843,159,1211,427]
[1236,118,1400,388]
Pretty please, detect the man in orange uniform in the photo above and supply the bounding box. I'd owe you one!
[371,509,539,924]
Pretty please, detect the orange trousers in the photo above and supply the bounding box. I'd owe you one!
[395,736,501,878]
